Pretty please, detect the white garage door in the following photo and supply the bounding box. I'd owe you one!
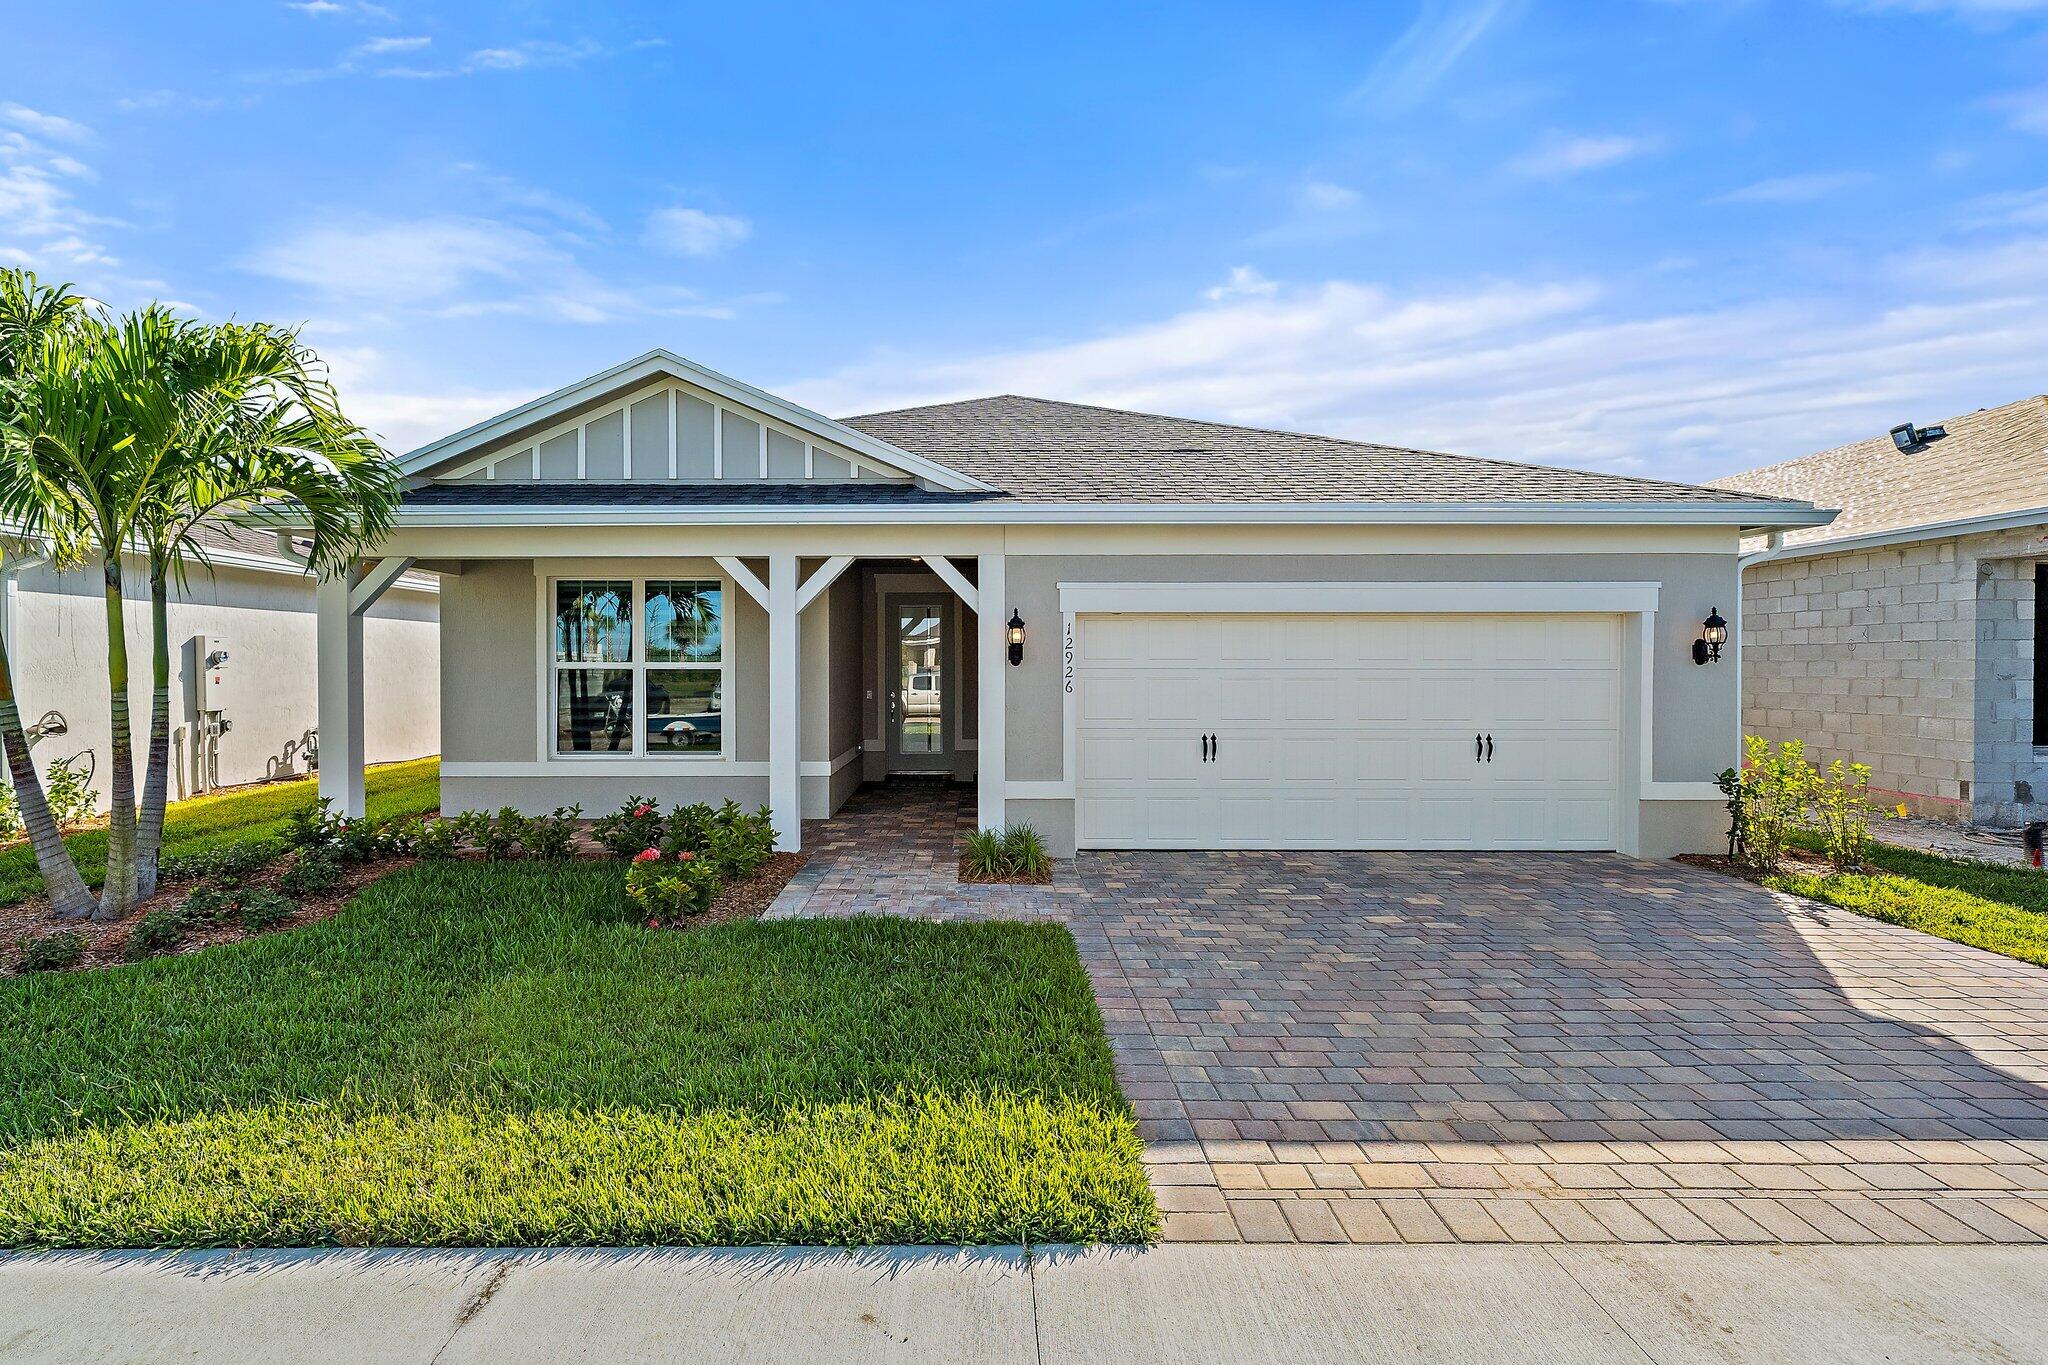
[1075,613,1622,850]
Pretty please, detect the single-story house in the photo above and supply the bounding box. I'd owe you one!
[1711,396,2047,827]
[307,351,1827,857]
[3,522,439,812]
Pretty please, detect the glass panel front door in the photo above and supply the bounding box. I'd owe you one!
[894,601,946,759]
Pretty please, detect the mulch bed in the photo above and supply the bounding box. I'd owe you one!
[4,847,814,976]
[658,852,808,929]
[957,858,1054,886]
[0,852,414,977]
[1676,848,1861,885]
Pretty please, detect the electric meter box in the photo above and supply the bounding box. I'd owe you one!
[193,635,232,713]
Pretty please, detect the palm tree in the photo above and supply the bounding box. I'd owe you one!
[0,269,96,919]
[130,320,399,896]
[0,298,401,917]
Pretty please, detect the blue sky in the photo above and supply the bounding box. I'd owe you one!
[4,0,2046,481]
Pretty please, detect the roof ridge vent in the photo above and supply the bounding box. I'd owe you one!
[1889,421,1949,452]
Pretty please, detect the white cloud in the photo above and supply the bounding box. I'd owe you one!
[785,234,2048,482]
[245,211,745,325]
[1993,84,2048,135]
[355,35,431,55]
[1348,0,1524,113]
[1509,131,1657,179]
[1715,171,1872,204]
[1206,266,1278,301]
[0,104,92,144]
[0,129,121,273]
[284,0,397,18]
[115,89,229,113]
[1298,181,1362,211]
[642,206,751,257]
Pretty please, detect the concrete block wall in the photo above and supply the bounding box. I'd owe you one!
[1740,526,2043,826]
[1972,528,2045,827]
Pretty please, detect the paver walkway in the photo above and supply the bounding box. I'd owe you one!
[769,783,2048,1245]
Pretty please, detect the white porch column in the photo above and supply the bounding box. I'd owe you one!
[768,551,802,851]
[315,570,365,817]
[975,546,1007,833]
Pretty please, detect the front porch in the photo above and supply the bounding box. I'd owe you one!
[314,546,1018,852]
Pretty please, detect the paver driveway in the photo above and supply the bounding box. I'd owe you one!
[771,783,2048,1245]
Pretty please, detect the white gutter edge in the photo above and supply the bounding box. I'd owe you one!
[367,499,1835,530]
[1753,504,2048,562]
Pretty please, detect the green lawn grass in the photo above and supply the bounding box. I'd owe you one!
[0,860,1156,1248]
[0,756,440,907]
[1765,866,2048,969]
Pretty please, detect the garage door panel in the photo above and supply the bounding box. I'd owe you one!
[1076,612,1620,851]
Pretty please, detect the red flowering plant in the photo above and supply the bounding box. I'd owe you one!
[625,847,722,925]
[591,795,668,859]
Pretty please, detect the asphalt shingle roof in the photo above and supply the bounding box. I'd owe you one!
[1708,395,2048,548]
[841,395,1776,505]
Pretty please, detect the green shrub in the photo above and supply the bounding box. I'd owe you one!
[159,841,277,888]
[44,754,98,828]
[1720,737,1880,873]
[127,910,186,960]
[522,806,582,861]
[470,808,522,861]
[14,930,83,973]
[237,888,296,933]
[591,796,665,859]
[410,816,460,861]
[625,849,723,923]
[705,804,774,880]
[662,802,715,856]
[178,885,238,925]
[446,810,493,855]
[284,797,345,850]
[332,815,393,865]
[963,825,1052,880]
[1001,825,1051,879]
[279,849,343,898]
[1809,757,1877,867]
[961,829,1008,880]
[0,782,22,840]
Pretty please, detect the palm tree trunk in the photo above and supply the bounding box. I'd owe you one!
[0,624,95,919]
[135,568,170,899]
[97,556,138,919]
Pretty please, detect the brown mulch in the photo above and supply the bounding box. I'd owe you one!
[646,852,808,930]
[0,852,415,977]
[957,857,1054,886]
[1676,848,1862,885]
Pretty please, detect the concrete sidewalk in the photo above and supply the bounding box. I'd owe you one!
[4,1243,2045,1363]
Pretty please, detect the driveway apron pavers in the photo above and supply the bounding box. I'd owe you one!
[769,783,2048,1244]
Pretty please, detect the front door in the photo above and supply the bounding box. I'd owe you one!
[887,595,952,772]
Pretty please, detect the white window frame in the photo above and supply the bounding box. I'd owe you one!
[546,574,731,762]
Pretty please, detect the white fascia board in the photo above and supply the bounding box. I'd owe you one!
[394,350,993,493]
[1755,504,2048,563]
[384,498,1831,529]
[1058,581,1661,615]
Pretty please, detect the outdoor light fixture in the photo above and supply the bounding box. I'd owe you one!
[1693,607,1728,666]
[1007,610,1026,666]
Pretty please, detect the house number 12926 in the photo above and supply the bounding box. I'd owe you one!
[1062,619,1075,694]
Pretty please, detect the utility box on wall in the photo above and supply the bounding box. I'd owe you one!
[193,635,231,714]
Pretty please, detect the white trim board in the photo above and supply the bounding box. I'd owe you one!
[1747,504,2048,562]
[389,500,1829,530]
[444,749,858,781]
[1056,581,1662,615]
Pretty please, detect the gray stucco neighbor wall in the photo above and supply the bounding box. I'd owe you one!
[1739,525,2044,826]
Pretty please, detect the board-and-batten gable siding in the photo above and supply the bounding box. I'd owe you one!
[434,379,892,486]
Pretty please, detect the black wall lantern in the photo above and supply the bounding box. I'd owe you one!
[1006,610,1026,666]
[1692,607,1728,666]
